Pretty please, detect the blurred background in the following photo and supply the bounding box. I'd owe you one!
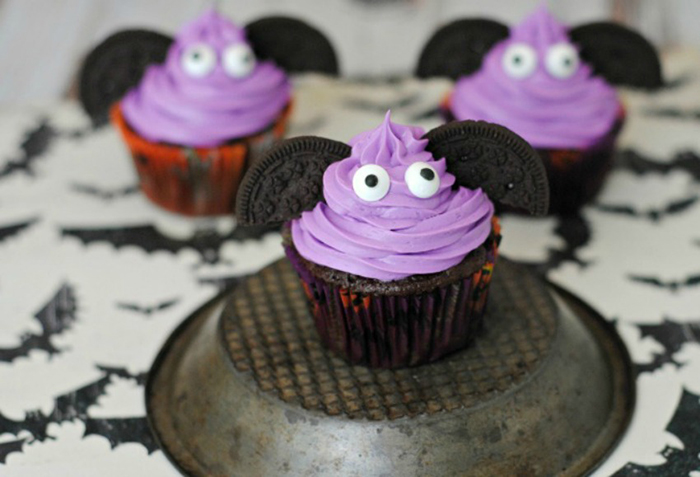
[0,0,696,102]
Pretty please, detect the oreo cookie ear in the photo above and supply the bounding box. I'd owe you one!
[569,22,663,89]
[236,137,351,226]
[416,19,509,79]
[424,121,549,215]
[79,29,173,126]
[246,17,339,76]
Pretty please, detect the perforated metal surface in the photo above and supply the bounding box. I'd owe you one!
[221,258,557,421]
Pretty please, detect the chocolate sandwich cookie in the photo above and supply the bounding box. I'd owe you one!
[79,30,172,126]
[246,17,340,76]
[416,19,509,80]
[570,22,663,90]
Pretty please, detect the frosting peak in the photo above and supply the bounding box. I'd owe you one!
[450,6,620,149]
[121,9,291,147]
[178,9,246,44]
[290,114,495,281]
[349,111,430,167]
[514,5,569,48]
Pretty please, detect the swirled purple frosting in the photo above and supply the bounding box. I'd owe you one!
[121,9,291,147]
[291,112,495,281]
[451,6,620,149]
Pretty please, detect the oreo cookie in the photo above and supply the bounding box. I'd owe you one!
[415,19,509,79]
[246,17,339,76]
[424,120,549,215]
[79,29,172,126]
[570,22,663,89]
[236,136,351,226]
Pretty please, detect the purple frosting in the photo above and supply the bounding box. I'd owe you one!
[451,6,620,149]
[121,9,291,147]
[291,112,495,282]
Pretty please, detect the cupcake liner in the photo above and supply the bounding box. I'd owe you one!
[285,224,500,369]
[443,95,625,215]
[111,101,292,216]
[536,112,624,215]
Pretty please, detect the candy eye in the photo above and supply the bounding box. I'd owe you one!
[223,43,257,78]
[545,43,580,79]
[502,43,538,79]
[181,43,216,77]
[352,164,390,202]
[405,162,440,198]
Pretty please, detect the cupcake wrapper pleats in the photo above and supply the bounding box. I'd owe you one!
[111,101,292,216]
[286,227,500,369]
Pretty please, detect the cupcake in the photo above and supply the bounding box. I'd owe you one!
[79,10,338,216]
[417,6,663,214]
[236,112,549,368]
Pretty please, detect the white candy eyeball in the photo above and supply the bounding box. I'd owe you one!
[223,43,257,78]
[405,162,440,199]
[352,164,390,202]
[545,42,580,79]
[181,43,216,77]
[502,43,538,79]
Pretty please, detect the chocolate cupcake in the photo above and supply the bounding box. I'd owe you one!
[237,113,548,368]
[418,6,663,215]
[79,9,338,216]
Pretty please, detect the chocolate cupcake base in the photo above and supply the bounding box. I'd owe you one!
[111,102,292,216]
[537,116,623,215]
[284,225,500,369]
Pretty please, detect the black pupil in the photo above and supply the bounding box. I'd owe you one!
[513,55,522,64]
[192,52,201,60]
[564,58,571,66]
[365,175,379,187]
[420,168,435,181]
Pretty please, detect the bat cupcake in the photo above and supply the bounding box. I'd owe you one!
[79,9,338,216]
[417,5,663,214]
[236,112,548,368]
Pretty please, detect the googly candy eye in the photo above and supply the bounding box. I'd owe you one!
[502,43,538,79]
[223,43,257,78]
[352,164,390,202]
[181,43,217,77]
[405,162,440,198]
[545,43,580,79]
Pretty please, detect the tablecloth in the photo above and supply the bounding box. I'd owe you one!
[1,49,700,476]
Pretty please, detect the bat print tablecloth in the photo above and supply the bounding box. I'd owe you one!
[1,49,700,476]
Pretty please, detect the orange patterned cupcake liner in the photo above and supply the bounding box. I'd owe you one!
[111,101,293,216]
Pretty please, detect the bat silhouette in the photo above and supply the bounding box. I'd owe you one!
[343,92,420,113]
[644,107,700,120]
[633,318,700,375]
[0,218,37,244]
[0,121,57,180]
[628,273,700,292]
[616,149,700,182]
[71,183,139,201]
[594,196,699,222]
[613,389,700,475]
[0,283,77,363]
[61,223,278,264]
[0,365,154,464]
[0,439,26,465]
[198,275,245,292]
[518,214,591,276]
[116,298,180,316]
